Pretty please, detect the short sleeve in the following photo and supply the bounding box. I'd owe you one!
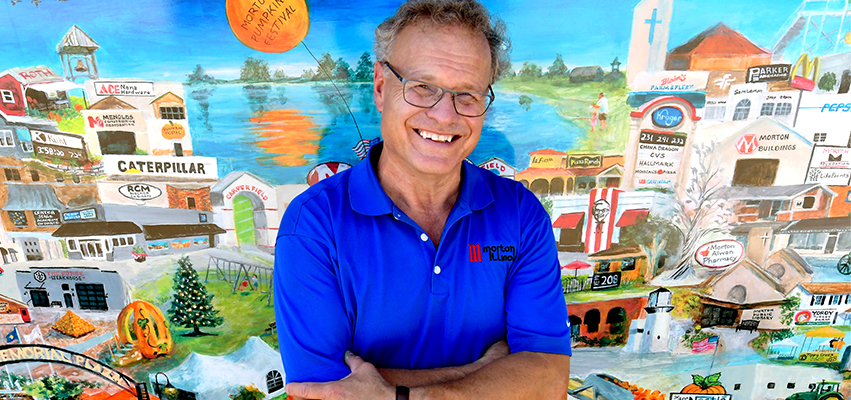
[504,190,572,356]
[274,227,352,383]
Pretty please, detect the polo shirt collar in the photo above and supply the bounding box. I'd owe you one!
[348,142,495,216]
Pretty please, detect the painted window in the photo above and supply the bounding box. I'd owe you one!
[775,103,793,116]
[813,132,827,142]
[705,106,725,120]
[830,295,841,305]
[584,309,601,333]
[68,239,77,251]
[266,370,284,393]
[160,106,186,120]
[127,236,135,245]
[1,90,14,103]
[113,238,119,246]
[760,102,774,116]
[800,196,816,209]
[29,169,39,182]
[187,196,196,209]
[620,258,636,271]
[729,285,747,303]
[733,99,751,121]
[813,295,826,306]
[0,130,14,147]
[4,168,21,181]
[734,384,741,391]
[767,383,775,389]
[199,213,208,222]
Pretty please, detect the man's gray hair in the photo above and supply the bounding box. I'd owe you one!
[374,0,512,84]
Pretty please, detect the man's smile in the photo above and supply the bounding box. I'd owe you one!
[414,128,460,143]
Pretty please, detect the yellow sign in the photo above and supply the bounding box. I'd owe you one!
[790,54,820,91]
[798,352,839,363]
[0,345,125,385]
[161,122,186,140]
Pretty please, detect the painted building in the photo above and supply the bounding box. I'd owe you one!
[211,171,280,251]
[665,23,771,71]
[567,296,648,345]
[15,266,127,311]
[624,288,674,353]
[588,245,648,284]
[53,203,224,261]
[708,364,842,400]
[719,183,836,223]
[82,80,193,157]
[517,150,624,196]
[694,117,813,187]
[0,66,83,112]
[699,248,812,330]
[788,283,851,326]
[0,293,31,324]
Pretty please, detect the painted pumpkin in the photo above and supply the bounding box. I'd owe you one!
[225,0,310,53]
[117,300,173,359]
[681,373,726,394]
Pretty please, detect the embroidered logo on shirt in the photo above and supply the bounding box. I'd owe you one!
[469,244,515,262]
[469,244,482,262]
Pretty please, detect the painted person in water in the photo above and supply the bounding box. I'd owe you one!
[273,1,572,399]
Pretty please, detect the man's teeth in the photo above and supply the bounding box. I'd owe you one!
[418,130,454,143]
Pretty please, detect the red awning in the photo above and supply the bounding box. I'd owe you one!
[553,212,584,229]
[616,209,650,227]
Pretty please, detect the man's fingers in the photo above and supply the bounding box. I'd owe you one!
[344,350,366,371]
[285,382,329,399]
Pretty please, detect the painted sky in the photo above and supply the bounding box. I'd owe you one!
[0,0,801,80]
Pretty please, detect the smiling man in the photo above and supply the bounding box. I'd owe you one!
[273,1,572,399]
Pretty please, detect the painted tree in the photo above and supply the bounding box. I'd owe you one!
[618,212,681,281]
[548,54,568,78]
[186,64,215,84]
[518,61,542,78]
[168,255,223,336]
[354,51,374,82]
[240,57,270,82]
[518,95,533,111]
[335,57,353,81]
[818,71,837,91]
[273,69,287,81]
[24,376,98,400]
[315,52,337,80]
[669,141,733,280]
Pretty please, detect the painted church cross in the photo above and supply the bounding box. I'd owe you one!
[645,8,662,44]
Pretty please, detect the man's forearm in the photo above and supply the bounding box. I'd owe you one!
[411,352,571,400]
[378,361,482,387]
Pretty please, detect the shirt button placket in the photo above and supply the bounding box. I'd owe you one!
[434,266,441,275]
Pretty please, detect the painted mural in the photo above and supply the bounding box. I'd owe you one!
[0,0,849,399]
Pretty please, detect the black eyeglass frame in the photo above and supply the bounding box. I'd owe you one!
[382,61,495,117]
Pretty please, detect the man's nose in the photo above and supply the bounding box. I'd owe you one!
[426,91,459,121]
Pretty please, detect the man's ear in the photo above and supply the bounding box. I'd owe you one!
[373,61,385,113]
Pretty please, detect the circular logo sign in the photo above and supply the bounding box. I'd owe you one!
[794,310,812,324]
[694,240,744,268]
[33,271,47,282]
[307,162,352,186]
[118,183,163,201]
[651,106,684,128]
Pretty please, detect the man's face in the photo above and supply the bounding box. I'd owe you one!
[373,21,492,177]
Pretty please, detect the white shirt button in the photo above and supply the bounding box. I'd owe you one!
[434,266,441,275]
[420,233,428,242]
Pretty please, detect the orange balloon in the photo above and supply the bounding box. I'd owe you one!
[226,0,310,53]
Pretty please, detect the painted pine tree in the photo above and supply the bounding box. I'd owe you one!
[167,255,223,336]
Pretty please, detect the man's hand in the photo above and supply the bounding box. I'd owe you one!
[286,351,395,400]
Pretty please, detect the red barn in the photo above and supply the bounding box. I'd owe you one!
[0,73,26,117]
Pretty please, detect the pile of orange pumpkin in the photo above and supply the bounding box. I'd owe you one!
[52,310,96,337]
[612,378,666,400]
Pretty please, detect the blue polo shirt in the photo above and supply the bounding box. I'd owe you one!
[273,144,571,384]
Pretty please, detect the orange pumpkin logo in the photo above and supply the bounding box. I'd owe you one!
[117,300,173,359]
[681,373,726,395]
[161,121,186,140]
[226,0,310,53]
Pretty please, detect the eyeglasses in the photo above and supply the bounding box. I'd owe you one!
[383,61,494,117]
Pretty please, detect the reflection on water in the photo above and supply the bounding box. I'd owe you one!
[249,109,321,167]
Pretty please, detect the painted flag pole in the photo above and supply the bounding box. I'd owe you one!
[708,335,720,372]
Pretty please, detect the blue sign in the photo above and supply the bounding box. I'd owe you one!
[652,106,684,128]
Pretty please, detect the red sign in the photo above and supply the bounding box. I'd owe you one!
[735,134,758,155]
[790,76,815,91]
[307,162,351,186]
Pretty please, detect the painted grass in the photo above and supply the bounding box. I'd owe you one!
[122,279,278,383]
[496,77,632,154]
[564,284,654,304]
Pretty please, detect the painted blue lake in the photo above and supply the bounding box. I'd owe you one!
[186,83,581,185]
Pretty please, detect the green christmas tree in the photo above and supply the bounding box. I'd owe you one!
[167,255,223,336]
